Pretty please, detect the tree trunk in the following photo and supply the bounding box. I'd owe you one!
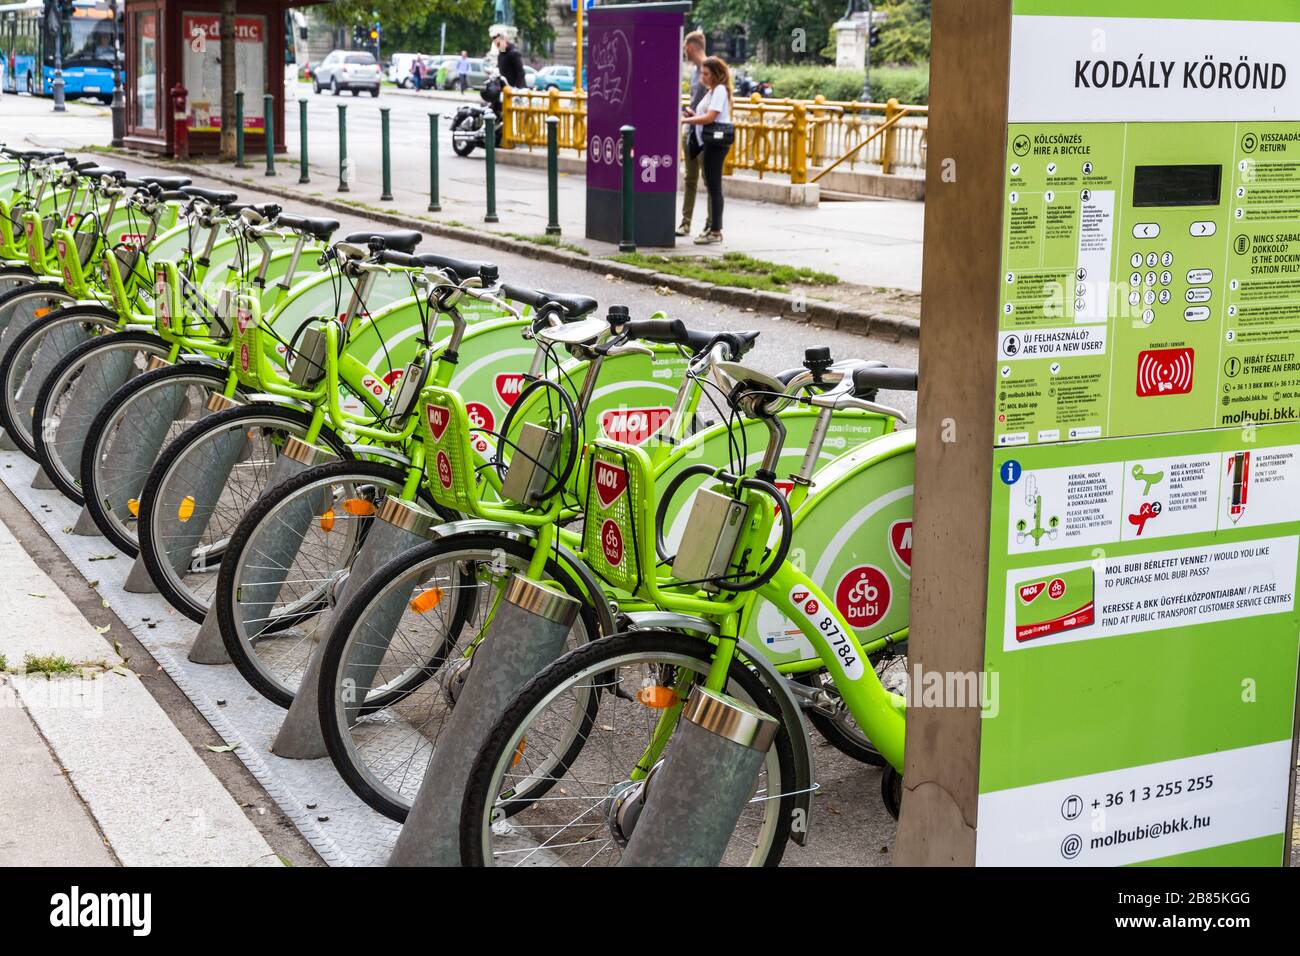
[218,0,237,159]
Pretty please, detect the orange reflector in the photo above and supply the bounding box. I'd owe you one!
[637,685,679,710]
[342,498,375,516]
[319,509,335,532]
[34,307,52,318]
[177,495,195,522]
[408,587,443,614]
[511,736,526,768]
[126,498,139,516]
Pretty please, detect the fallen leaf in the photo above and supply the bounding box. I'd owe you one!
[206,743,240,753]
[89,554,117,562]
[27,593,45,599]
[95,625,111,634]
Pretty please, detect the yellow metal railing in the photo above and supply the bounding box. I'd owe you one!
[501,87,588,154]
[499,88,927,183]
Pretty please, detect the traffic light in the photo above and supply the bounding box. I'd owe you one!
[869,24,882,48]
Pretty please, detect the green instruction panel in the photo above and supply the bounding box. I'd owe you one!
[996,121,1300,446]
[977,0,1300,866]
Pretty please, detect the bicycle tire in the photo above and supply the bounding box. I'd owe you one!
[460,630,797,867]
[78,363,236,557]
[32,330,170,504]
[215,458,441,708]
[318,532,603,822]
[136,403,353,622]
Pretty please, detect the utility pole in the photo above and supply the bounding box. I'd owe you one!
[48,0,66,111]
[109,0,124,144]
[862,1,874,102]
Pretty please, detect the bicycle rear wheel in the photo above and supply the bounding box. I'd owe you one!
[460,631,796,867]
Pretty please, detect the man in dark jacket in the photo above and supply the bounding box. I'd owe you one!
[493,31,526,89]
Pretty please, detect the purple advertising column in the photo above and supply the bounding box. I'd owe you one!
[585,2,691,247]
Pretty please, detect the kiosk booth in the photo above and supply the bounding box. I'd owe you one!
[900,0,1300,866]
[123,0,320,156]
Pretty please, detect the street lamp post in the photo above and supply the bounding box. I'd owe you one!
[109,0,125,145]
[47,0,66,112]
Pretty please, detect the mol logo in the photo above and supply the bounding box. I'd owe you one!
[425,403,451,440]
[889,520,913,576]
[835,565,891,630]
[1018,580,1046,604]
[594,460,628,508]
[118,232,148,251]
[494,373,527,408]
[600,406,671,445]
[235,306,253,334]
[1136,347,1194,397]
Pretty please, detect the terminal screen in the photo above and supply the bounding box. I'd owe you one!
[1131,164,1222,208]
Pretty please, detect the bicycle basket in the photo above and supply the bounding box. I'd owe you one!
[582,440,654,594]
[419,383,485,516]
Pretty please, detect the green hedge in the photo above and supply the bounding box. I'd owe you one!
[745,62,929,105]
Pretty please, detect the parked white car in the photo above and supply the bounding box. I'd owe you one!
[312,50,382,97]
[388,52,421,88]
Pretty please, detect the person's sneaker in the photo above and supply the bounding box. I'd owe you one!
[693,231,722,245]
[675,221,691,237]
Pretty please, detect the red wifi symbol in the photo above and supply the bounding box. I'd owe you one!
[1136,348,1194,397]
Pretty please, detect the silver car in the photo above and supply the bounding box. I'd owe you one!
[313,50,382,97]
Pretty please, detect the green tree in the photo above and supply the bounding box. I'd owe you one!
[874,0,930,65]
[692,0,847,64]
[323,0,553,53]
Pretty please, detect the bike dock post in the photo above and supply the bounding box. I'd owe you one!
[190,438,335,666]
[337,103,349,192]
[388,575,580,866]
[188,437,333,664]
[272,497,437,759]
[297,98,310,184]
[620,687,778,866]
[263,93,276,177]
[545,115,561,236]
[483,113,499,223]
[427,113,441,212]
[380,107,393,200]
[618,124,635,253]
[234,90,249,169]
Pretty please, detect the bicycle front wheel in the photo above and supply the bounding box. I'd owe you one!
[460,631,797,867]
[318,533,602,822]
[33,330,170,503]
[215,459,439,708]
[137,403,352,621]
[79,363,239,557]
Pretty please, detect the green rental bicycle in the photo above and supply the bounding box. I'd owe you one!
[455,352,918,866]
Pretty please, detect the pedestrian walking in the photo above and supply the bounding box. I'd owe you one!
[410,55,425,91]
[456,51,471,92]
[676,30,709,237]
[681,55,734,245]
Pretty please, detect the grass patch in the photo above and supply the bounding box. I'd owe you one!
[502,232,589,256]
[0,653,7,671]
[613,252,838,292]
[23,653,77,677]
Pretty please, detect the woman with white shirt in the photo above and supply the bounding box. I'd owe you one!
[681,56,734,245]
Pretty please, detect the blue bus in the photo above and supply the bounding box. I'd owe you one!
[1,0,122,102]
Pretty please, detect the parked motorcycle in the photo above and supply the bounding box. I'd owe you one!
[450,77,506,157]
[734,70,773,98]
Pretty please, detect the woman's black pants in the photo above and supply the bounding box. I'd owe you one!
[702,142,730,232]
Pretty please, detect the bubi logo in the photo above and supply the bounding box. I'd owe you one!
[594,460,628,508]
[601,518,624,565]
[600,407,671,446]
[436,450,454,489]
[835,566,891,629]
[466,402,495,456]
[1047,577,1066,600]
[1136,347,1194,397]
[382,368,404,387]
[425,403,451,440]
[494,373,526,408]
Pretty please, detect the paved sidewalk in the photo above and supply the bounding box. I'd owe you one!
[0,516,281,867]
